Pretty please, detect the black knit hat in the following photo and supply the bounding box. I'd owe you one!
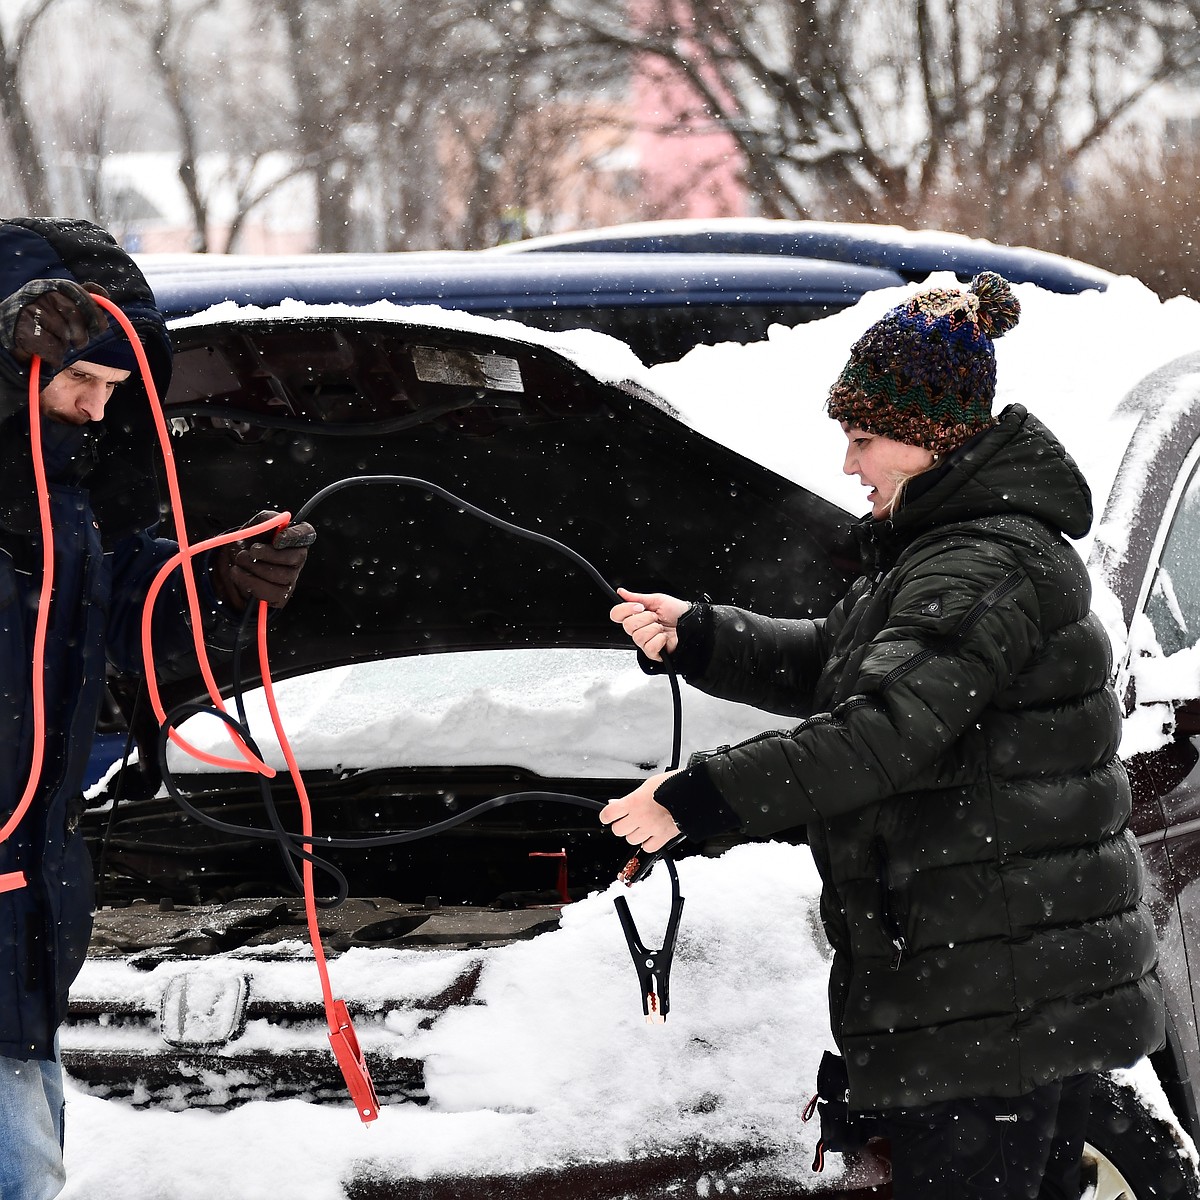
[827,271,1021,454]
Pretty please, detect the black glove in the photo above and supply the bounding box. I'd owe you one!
[0,279,109,368]
[213,510,316,610]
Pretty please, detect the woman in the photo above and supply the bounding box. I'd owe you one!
[601,273,1163,1199]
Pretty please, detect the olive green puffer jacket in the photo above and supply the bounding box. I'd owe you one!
[657,404,1164,1112]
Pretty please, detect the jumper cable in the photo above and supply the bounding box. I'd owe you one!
[20,302,688,1124]
[1,355,55,896]
[88,297,380,1121]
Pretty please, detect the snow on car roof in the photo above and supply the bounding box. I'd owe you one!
[645,273,1200,533]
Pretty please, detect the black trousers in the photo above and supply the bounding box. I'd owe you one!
[873,1073,1096,1200]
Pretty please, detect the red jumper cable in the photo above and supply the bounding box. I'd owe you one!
[12,298,378,1122]
[0,354,55,896]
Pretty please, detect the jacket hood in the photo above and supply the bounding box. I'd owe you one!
[0,218,172,545]
[880,403,1093,547]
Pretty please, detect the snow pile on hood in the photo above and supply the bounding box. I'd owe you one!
[64,844,836,1199]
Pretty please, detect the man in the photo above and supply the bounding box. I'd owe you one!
[0,218,313,1199]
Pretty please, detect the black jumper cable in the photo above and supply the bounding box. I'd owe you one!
[16,299,692,1122]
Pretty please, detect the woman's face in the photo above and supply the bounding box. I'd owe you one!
[841,424,936,518]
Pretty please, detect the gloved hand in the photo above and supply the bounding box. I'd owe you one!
[212,511,316,610]
[0,279,109,368]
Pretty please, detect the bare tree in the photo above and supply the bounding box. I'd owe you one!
[548,0,1200,243]
[20,0,1190,264]
[113,0,293,252]
[0,0,64,211]
[0,1,676,251]
[429,3,636,248]
[258,0,632,251]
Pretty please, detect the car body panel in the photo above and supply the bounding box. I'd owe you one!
[1088,351,1200,1144]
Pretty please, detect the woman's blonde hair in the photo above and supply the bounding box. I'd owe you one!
[881,453,940,517]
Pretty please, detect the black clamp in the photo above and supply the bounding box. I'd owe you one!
[613,834,687,1022]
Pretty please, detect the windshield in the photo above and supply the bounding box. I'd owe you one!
[171,648,782,778]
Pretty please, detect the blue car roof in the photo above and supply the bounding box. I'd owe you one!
[136,250,906,320]
[492,221,1113,295]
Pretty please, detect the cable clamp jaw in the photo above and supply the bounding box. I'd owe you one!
[613,836,687,1023]
[327,998,380,1123]
[618,831,687,886]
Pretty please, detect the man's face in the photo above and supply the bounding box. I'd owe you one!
[39,360,131,425]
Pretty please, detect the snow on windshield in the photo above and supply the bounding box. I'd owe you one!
[168,649,791,779]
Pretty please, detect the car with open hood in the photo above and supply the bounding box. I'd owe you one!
[66,294,865,1195]
[61,268,1200,1200]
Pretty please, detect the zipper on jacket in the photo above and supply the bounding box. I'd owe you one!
[953,570,1024,639]
[877,569,1024,692]
[691,695,873,774]
[872,836,909,970]
[861,573,1024,971]
[721,696,874,755]
[793,697,872,737]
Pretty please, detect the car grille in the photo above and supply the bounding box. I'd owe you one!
[63,897,558,1108]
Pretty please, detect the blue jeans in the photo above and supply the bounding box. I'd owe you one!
[0,1041,65,1200]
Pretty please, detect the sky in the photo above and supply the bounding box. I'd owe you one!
[65,272,1200,1197]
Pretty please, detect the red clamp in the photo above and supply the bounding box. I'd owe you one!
[528,849,570,904]
[327,999,380,1124]
[0,872,26,894]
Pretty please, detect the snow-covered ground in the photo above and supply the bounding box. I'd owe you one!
[64,273,1200,1197]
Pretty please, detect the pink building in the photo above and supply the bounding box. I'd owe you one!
[629,50,747,219]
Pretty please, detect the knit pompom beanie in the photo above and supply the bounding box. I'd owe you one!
[827,271,1021,454]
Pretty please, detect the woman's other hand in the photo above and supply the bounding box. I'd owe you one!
[600,771,682,853]
[609,587,690,661]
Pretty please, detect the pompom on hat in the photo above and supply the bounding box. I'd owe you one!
[827,271,1021,454]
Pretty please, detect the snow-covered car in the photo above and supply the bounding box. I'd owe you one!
[61,271,1200,1199]
[136,248,906,366]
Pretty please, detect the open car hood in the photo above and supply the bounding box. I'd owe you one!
[153,308,856,709]
[70,309,861,1136]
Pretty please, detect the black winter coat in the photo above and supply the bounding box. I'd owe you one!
[658,404,1164,1112]
[0,219,226,1060]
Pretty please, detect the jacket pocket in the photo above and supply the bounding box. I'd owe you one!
[875,569,1025,693]
[872,836,909,970]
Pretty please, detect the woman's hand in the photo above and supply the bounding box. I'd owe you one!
[600,770,682,853]
[609,587,690,662]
